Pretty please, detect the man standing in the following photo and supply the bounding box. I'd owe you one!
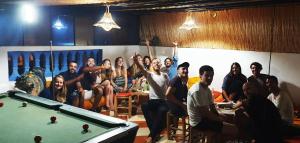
[166,62,189,131]
[133,53,169,143]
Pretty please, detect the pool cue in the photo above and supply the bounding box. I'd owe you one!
[50,41,55,100]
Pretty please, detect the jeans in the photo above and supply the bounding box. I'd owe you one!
[142,99,169,139]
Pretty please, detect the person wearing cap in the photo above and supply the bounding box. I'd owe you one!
[166,62,189,132]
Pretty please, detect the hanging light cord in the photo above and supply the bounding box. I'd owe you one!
[268,5,276,75]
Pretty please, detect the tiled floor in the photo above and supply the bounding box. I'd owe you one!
[101,111,182,143]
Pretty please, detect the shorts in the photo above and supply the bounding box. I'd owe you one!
[70,90,93,100]
[83,90,93,100]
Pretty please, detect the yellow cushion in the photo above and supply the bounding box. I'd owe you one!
[187,77,224,102]
[187,76,201,89]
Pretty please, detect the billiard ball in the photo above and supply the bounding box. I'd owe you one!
[82,124,89,132]
[0,101,3,107]
[50,116,56,123]
[22,102,28,107]
[34,135,42,143]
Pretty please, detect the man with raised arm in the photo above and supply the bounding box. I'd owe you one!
[145,39,178,79]
[76,57,105,112]
[133,53,169,143]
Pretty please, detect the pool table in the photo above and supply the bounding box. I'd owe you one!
[0,91,138,143]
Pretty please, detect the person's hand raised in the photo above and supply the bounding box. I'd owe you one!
[172,41,178,47]
[145,39,150,46]
[133,53,139,64]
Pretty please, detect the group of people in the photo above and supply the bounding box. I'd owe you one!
[37,40,299,143]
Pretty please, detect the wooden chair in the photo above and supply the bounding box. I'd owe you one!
[114,92,133,118]
[167,112,190,142]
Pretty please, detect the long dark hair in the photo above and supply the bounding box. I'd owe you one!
[229,62,242,75]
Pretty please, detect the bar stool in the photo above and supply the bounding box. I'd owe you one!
[114,92,133,118]
[167,112,190,141]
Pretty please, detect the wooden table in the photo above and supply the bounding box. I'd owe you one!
[217,108,236,124]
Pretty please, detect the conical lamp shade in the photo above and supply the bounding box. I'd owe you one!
[179,14,199,30]
[53,18,66,30]
[94,5,121,31]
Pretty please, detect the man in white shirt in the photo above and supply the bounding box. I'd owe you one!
[266,75,294,124]
[187,65,237,142]
[133,53,169,143]
[188,65,222,129]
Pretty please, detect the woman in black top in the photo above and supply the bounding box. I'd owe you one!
[222,62,247,102]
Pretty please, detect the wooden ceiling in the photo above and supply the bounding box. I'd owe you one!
[0,0,298,12]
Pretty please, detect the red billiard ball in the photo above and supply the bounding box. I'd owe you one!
[0,101,3,107]
[50,116,56,123]
[34,135,42,143]
[82,124,89,132]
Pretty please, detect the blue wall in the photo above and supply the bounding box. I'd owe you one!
[0,9,23,46]
[0,5,140,46]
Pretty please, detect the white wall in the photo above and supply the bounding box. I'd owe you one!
[1,45,300,106]
[178,48,270,90]
[176,48,300,106]
[135,46,300,106]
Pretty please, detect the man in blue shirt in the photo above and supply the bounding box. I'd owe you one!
[160,42,178,79]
